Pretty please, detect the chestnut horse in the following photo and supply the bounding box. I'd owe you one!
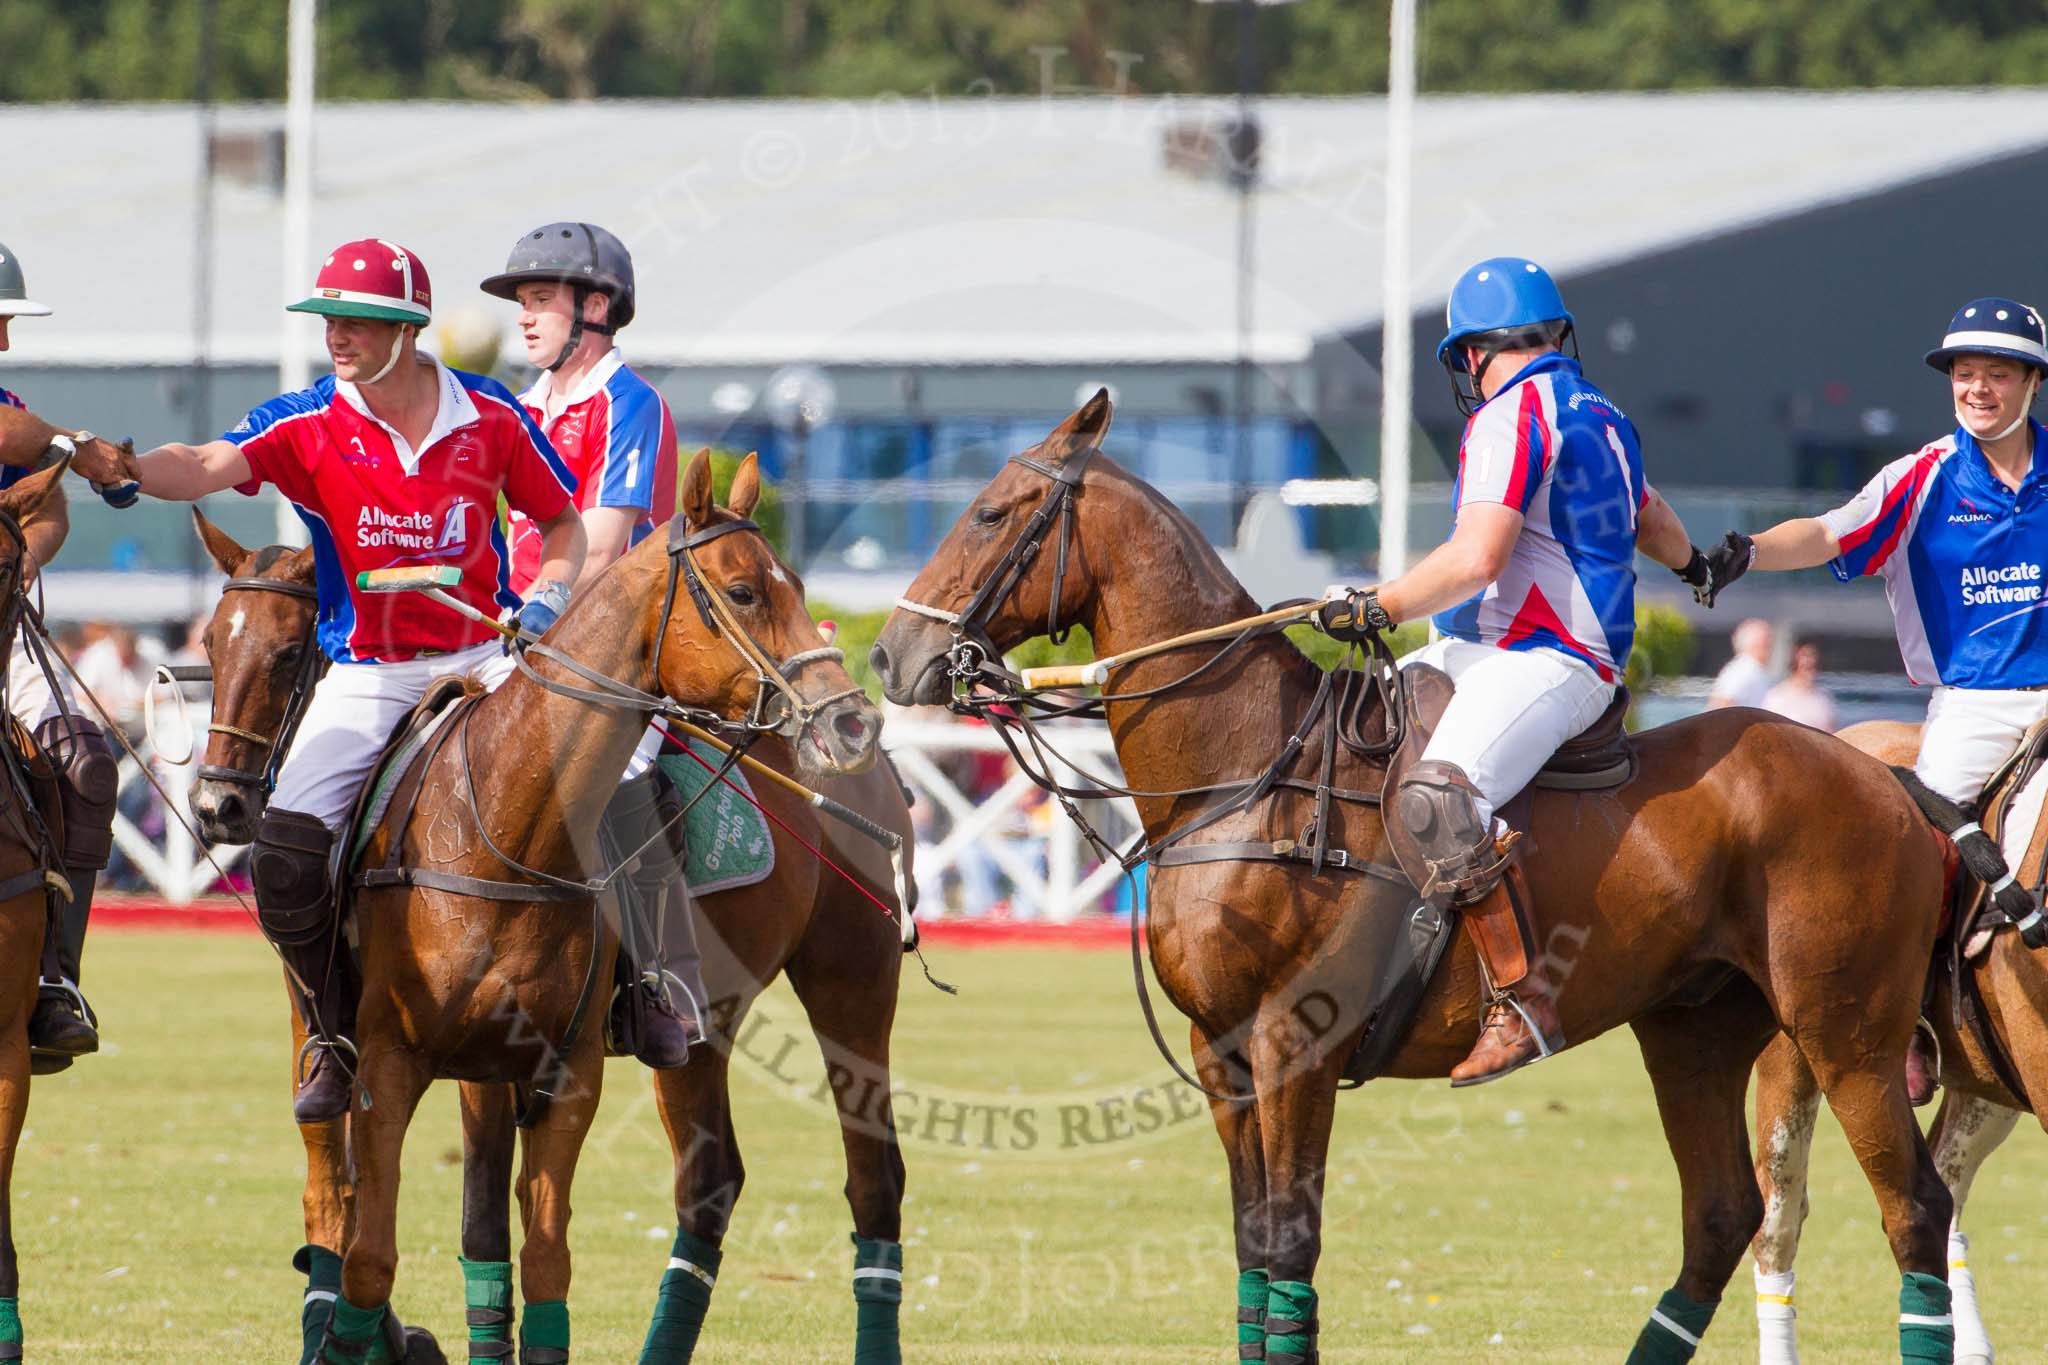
[1752,719,2048,1365]
[871,392,1959,1363]
[0,464,84,1362]
[189,460,912,1362]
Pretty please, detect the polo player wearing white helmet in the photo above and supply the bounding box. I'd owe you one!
[1319,257,1716,1086]
[0,240,141,1069]
[102,238,589,1123]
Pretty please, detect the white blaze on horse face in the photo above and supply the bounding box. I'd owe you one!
[228,607,247,642]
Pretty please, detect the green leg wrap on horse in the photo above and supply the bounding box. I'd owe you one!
[520,1298,569,1364]
[321,1295,387,1365]
[0,1295,23,1359]
[1899,1271,1954,1364]
[638,1227,722,1364]
[1264,1280,1317,1365]
[1623,1288,1719,1364]
[1236,1268,1269,1362]
[461,1256,515,1361]
[851,1234,904,1365]
[296,1244,344,1365]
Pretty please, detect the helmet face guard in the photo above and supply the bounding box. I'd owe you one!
[1442,320,1576,416]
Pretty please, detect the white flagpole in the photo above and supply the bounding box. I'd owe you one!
[277,0,317,545]
[1377,0,1417,577]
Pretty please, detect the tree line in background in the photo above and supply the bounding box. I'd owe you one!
[3,0,2045,103]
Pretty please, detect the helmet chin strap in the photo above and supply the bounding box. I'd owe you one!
[1958,371,2041,444]
[544,286,616,373]
[363,324,413,386]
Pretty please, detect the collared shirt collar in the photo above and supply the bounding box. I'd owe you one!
[1478,351,1579,410]
[523,347,624,419]
[333,351,478,475]
[1951,417,2048,498]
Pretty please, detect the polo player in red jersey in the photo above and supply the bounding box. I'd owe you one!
[98,239,591,1122]
[480,221,705,1062]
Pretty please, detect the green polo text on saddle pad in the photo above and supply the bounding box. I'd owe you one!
[658,742,776,896]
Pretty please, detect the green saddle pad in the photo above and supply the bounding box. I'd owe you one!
[658,740,776,897]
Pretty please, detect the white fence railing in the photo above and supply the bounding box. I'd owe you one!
[107,712,1142,923]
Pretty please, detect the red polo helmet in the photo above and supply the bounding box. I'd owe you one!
[287,239,433,325]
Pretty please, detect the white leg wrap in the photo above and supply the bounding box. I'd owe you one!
[1950,1230,1993,1363]
[1755,1266,1799,1365]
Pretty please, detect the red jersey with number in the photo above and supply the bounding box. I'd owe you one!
[506,350,676,592]
[226,358,576,663]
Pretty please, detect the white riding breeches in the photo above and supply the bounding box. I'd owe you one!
[1399,637,1618,828]
[1916,685,2048,808]
[7,635,69,730]
[271,641,515,831]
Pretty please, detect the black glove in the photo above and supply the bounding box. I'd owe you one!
[1697,532,1756,608]
[1674,546,1710,592]
[1315,588,1393,643]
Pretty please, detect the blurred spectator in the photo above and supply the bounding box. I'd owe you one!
[1709,618,1775,709]
[73,624,161,739]
[1763,642,1839,732]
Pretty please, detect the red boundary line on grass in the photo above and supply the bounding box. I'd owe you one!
[92,896,1134,948]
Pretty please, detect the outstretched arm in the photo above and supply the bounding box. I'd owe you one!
[132,439,254,502]
[1636,490,1695,571]
[0,405,140,488]
[1750,517,1840,572]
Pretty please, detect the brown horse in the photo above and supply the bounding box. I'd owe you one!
[1752,718,2048,1365]
[0,463,84,1362]
[871,392,1960,1363]
[190,459,909,1361]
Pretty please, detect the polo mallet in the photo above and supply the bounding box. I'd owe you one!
[355,566,916,938]
[1017,596,1336,691]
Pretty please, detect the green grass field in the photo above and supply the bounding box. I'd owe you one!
[12,930,2048,1362]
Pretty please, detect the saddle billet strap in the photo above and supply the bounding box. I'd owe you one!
[0,863,50,902]
[356,867,592,901]
[1149,840,1407,886]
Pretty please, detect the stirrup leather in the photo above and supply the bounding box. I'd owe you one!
[1419,829,1520,904]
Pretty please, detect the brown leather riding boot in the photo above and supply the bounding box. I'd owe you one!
[28,869,99,1066]
[1449,863,1564,1088]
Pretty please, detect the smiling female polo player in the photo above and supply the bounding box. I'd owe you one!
[100,239,588,1122]
[1705,298,2048,951]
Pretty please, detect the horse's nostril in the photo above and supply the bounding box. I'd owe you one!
[868,642,891,678]
[834,711,869,744]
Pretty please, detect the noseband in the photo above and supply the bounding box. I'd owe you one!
[649,515,864,740]
[894,445,1097,701]
[196,570,325,794]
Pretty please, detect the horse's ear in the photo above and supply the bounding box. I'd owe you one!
[728,452,761,519]
[280,545,317,584]
[192,506,249,577]
[1044,387,1113,461]
[0,460,67,530]
[680,448,716,528]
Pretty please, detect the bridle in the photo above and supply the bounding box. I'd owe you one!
[645,513,864,741]
[893,445,1096,701]
[195,568,325,796]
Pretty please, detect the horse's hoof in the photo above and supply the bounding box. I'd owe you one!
[400,1326,448,1365]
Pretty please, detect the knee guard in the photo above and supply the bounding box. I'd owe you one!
[1394,760,1509,905]
[33,715,117,871]
[251,808,336,948]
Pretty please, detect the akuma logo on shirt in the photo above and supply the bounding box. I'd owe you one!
[1960,562,2042,606]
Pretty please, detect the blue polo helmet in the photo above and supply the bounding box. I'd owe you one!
[1924,297,2048,376]
[1437,257,1573,371]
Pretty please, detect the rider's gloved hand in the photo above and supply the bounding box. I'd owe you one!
[1674,545,1710,593]
[1697,531,1756,608]
[46,432,142,509]
[1314,587,1393,644]
[509,578,570,651]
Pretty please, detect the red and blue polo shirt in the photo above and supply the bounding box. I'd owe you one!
[506,349,676,592]
[1432,354,1652,682]
[225,357,576,664]
[0,385,31,491]
[1821,421,2048,688]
